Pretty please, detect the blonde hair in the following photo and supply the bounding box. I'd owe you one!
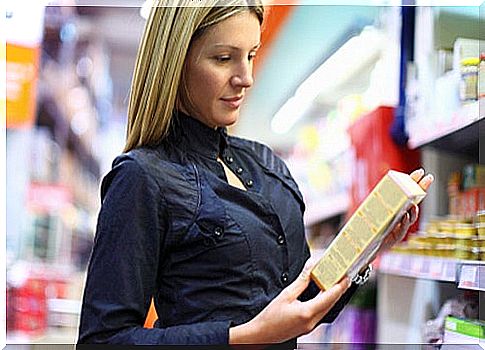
[124,0,264,152]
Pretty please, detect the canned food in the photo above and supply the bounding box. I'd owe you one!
[470,239,485,248]
[477,210,485,223]
[425,222,440,234]
[455,223,477,237]
[439,221,455,233]
[454,249,477,260]
[477,223,485,238]
[454,238,474,249]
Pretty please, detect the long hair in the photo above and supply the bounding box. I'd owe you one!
[124,0,264,152]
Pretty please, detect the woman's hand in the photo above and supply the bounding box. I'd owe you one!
[229,257,350,344]
[379,168,434,252]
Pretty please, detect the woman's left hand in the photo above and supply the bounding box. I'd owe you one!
[378,168,434,253]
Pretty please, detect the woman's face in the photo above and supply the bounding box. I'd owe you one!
[180,11,261,128]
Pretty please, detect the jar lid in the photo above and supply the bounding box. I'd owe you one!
[461,57,480,66]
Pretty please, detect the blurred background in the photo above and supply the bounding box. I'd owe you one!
[4,0,485,347]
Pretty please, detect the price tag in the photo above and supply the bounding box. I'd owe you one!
[420,257,430,275]
[478,266,485,290]
[459,265,478,289]
[429,259,443,278]
[411,256,422,277]
[443,260,457,282]
[393,254,403,272]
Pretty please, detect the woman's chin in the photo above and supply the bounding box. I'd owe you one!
[214,112,239,128]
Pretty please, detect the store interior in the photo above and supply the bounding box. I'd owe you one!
[5,0,485,347]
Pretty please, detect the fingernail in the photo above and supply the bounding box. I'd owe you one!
[425,174,434,182]
[416,168,425,182]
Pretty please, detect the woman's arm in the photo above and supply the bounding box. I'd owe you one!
[230,169,434,344]
[229,257,350,344]
[78,159,231,344]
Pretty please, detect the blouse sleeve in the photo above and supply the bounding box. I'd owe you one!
[77,159,231,344]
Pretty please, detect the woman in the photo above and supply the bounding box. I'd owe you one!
[78,0,433,345]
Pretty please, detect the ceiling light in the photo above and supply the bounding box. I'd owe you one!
[271,26,385,135]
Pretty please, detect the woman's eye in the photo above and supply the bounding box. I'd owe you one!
[215,56,231,62]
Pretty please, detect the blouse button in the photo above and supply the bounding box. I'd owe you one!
[281,272,289,284]
[246,179,254,187]
[214,227,223,237]
[226,156,234,164]
[236,167,243,174]
[277,235,285,245]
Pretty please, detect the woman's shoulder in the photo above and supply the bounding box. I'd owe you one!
[106,145,197,191]
[100,146,178,192]
[227,135,292,178]
[111,145,183,177]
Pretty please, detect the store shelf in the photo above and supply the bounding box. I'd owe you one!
[408,99,484,158]
[379,252,458,282]
[380,252,485,292]
[303,192,349,227]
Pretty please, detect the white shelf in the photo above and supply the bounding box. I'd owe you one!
[380,252,485,292]
[303,192,349,227]
[408,99,483,150]
[379,252,458,282]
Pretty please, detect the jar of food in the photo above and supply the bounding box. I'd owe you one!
[477,223,485,238]
[460,57,480,101]
[455,223,478,237]
[477,210,485,223]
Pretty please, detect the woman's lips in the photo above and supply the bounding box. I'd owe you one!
[221,96,244,109]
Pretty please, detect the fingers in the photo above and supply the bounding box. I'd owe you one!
[409,168,434,191]
[306,277,350,317]
[419,174,434,191]
[395,213,410,239]
[409,204,419,225]
[285,256,319,299]
[410,168,425,182]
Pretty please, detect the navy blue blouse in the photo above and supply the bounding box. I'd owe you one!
[78,112,357,346]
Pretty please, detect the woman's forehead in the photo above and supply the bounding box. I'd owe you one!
[197,12,261,49]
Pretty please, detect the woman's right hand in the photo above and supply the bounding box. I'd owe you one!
[228,257,350,344]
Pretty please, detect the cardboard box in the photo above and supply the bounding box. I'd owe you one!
[444,316,485,343]
[311,170,426,290]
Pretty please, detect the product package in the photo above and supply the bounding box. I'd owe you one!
[444,316,485,343]
[311,170,427,290]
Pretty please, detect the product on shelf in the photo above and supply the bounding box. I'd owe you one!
[477,210,485,223]
[448,165,485,220]
[463,164,485,190]
[393,214,485,260]
[475,212,485,255]
[311,170,427,290]
[423,296,478,344]
[478,219,485,241]
[454,38,483,103]
[459,57,479,102]
[444,316,485,343]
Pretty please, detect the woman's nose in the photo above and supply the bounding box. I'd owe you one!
[231,63,253,88]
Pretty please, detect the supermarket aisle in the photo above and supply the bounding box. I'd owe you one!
[5,0,485,347]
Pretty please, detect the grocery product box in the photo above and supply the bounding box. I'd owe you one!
[463,164,485,190]
[444,316,485,343]
[311,170,426,290]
